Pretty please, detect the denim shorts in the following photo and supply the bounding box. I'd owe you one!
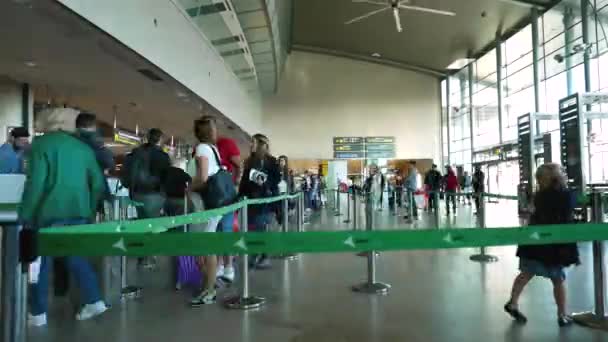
[218,213,234,233]
[519,258,566,281]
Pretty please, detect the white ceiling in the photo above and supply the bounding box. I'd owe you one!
[0,0,252,148]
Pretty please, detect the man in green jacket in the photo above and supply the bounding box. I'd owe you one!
[19,130,108,327]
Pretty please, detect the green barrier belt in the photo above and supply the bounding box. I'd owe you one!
[38,223,608,256]
[41,193,301,232]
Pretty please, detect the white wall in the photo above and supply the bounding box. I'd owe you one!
[262,51,441,160]
[57,0,262,133]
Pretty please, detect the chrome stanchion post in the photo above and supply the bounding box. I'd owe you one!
[352,192,391,294]
[117,198,141,301]
[343,190,351,223]
[277,198,298,260]
[573,190,608,329]
[1,222,28,342]
[434,191,440,228]
[225,202,266,310]
[470,193,498,263]
[296,192,302,232]
[352,188,358,231]
[334,189,342,217]
[405,189,414,223]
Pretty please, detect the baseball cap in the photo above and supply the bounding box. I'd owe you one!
[10,127,30,138]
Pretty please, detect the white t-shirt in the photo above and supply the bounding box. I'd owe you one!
[193,143,221,232]
[195,144,220,178]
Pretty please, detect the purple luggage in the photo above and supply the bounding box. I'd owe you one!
[176,256,202,289]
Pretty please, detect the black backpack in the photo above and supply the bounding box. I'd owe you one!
[122,147,160,193]
[199,145,237,209]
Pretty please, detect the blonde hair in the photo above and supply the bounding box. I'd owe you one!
[536,163,566,191]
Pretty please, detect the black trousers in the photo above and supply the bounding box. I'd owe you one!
[445,190,457,213]
[428,192,439,212]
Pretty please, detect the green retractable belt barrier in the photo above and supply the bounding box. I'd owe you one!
[39,223,608,257]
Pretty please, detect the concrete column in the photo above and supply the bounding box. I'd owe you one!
[0,78,33,143]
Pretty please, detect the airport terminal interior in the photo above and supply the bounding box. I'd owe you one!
[1,0,608,341]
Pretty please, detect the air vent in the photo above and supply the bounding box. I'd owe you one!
[212,36,241,46]
[221,48,246,57]
[138,69,163,82]
[186,3,227,17]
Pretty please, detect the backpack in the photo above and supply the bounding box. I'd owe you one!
[122,147,160,193]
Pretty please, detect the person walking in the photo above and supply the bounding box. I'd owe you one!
[472,165,485,214]
[444,166,459,216]
[404,161,419,219]
[424,164,442,212]
[0,127,30,174]
[19,126,108,326]
[504,163,579,327]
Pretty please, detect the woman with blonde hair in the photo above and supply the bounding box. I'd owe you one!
[504,163,580,327]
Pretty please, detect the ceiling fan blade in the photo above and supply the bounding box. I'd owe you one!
[352,0,390,5]
[398,4,455,16]
[345,7,390,25]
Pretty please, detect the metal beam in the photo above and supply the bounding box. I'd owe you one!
[468,63,475,160]
[292,45,445,78]
[496,35,504,144]
[447,76,452,165]
[531,7,541,137]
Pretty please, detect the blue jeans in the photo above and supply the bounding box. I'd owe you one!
[30,219,102,315]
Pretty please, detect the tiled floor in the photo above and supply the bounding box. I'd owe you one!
[28,198,608,341]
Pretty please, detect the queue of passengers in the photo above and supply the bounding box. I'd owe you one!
[1,111,293,326]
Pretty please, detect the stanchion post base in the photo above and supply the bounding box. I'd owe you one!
[121,286,142,301]
[469,254,499,263]
[356,251,379,257]
[343,219,351,223]
[572,312,608,331]
[224,296,266,310]
[352,282,391,295]
[334,213,342,217]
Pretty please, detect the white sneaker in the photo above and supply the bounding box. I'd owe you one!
[222,267,235,282]
[28,313,47,327]
[75,301,107,321]
[216,265,225,278]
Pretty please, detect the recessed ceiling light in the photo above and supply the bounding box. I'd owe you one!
[24,61,37,67]
[371,53,381,58]
[446,58,475,70]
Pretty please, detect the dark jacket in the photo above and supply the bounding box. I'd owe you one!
[516,188,580,267]
[239,154,281,216]
[76,131,114,200]
[472,170,485,192]
[123,144,171,194]
[424,169,442,191]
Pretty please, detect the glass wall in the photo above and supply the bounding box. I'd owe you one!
[472,49,500,149]
[440,0,608,186]
[447,69,472,172]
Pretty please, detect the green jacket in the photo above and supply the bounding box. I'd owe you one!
[19,131,106,227]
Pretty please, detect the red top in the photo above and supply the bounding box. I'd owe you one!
[445,171,459,191]
[216,137,240,180]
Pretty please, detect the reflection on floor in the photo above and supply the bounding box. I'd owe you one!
[29,199,607,342]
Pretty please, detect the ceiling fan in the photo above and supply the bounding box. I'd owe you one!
[345,0,455,33]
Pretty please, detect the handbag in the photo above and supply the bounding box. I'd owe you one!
[200,145,237,209]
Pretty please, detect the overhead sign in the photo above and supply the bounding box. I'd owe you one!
[334,137,363,145]
[332,136,396,159]
[334,151,365,159]
[365,136,395,144]
[114,129,141,146]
